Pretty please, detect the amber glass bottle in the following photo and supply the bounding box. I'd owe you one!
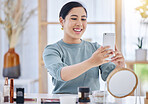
[3,48,20,78]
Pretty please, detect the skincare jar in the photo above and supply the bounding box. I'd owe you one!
[92,90,107,103]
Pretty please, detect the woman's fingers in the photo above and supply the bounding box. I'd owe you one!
[111,57,124,62]
[104,52,114,58]
[104,60,110,63]
[97,46,113,54]
[114,50,121,55]
[96,46,112,53]
[111,53,122,59]
[111,51,124,62]
[115,45,119,51]
[100,46,111,53]
[96,46,103,53]
[102,49,114,56]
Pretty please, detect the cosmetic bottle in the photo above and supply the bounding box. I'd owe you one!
[10,79,14,103]
[78,87,90,104]
[3,77,10,102]
[16,88,24,103]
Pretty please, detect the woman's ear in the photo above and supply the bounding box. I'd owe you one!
[59,17,64,27]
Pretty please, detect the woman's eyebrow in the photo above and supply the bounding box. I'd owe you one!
[70,15,87,17]
[71,15,78,17]
[81,15,87,17]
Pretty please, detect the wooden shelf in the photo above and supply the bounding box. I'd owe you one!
[126,61,148,64]
[126,61,148,69]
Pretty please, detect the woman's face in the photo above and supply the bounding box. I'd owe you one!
[60,7,87,43]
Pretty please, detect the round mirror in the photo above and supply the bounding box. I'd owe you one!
[107,67,138,98]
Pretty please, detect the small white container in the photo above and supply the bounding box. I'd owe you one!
[60,96,76,104]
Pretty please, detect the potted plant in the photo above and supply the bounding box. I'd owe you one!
[135,37,147,61]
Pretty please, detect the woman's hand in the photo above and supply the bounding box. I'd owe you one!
[88,46,114,67]
[111,45,125,68]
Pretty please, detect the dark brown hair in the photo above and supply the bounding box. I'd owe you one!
[59,1,87,19]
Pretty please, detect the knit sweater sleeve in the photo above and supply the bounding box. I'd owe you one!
[43,44,67,82]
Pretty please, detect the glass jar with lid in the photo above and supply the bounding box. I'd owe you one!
[78,87,90,104]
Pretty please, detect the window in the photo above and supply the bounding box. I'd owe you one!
[123,0,148,95]
[123,0,148,60]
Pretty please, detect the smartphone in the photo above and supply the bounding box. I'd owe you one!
[103,33,115,51]
[103,33,116,60]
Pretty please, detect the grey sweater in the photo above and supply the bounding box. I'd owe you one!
[43,39,115,94]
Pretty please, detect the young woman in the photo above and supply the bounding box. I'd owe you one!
[43,1,125,94]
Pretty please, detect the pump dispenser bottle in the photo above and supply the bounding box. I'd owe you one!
[3,77,10,102]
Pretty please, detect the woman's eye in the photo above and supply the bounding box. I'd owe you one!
[82,19,86,21]
[71,18,77,20]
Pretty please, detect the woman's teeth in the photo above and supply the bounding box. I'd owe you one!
[74,29,81,32]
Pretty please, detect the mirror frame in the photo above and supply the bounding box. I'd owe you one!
[107,67,138,98]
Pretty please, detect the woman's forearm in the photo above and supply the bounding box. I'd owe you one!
[61,59,93,81]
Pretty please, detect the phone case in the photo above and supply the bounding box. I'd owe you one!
[103,33,115,51]
[103,33,115,60]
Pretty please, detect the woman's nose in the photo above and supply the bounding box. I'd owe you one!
[76,19,82,26]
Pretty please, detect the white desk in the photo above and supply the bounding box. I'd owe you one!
[1,93,144,104]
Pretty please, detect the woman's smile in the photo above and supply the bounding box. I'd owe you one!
[73,28,82,34]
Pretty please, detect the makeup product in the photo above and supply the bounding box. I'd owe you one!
[10,79,14,103]
[14,98,37,102]
[41,98,59,103]
[92,90,108,103]
[3,77,10,102]
[16,88,24,103]
[78,87,90,104]
[60,96,76,104]
[41,98,62,104]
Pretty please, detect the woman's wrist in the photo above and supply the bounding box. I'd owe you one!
[86,58,98,68]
